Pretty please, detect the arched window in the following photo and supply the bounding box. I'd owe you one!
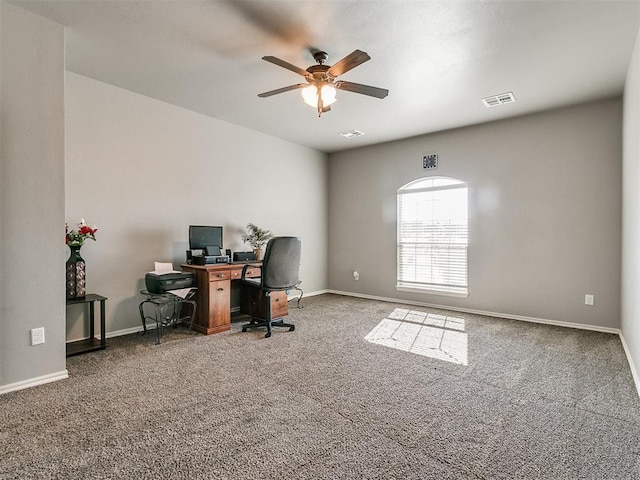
[397,176,468,297]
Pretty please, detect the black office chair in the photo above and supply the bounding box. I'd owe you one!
[240,236,302,338]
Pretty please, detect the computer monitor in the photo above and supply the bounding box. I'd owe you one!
[189,225,223,251]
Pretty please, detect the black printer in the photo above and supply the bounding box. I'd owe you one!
[192,255,230,265]
[145,271,194,294]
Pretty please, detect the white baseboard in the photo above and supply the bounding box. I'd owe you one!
[66,324,148,343]
[89,291,331,340]
[100,288,622,341]
[104,290,331,338]
[83,288,620,340]
[106,324,153,338]
[326,290,622,335]
[619,333,640,400]
[0,369,69,396]
[300,289,329,298]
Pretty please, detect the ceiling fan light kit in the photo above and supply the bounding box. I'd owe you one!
[301,84,337,108]
[258,49,389,117]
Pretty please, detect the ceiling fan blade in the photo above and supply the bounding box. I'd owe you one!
[258,83,307,98]
[327,50,371,77]
[322,105,332,113]
[262,56,309,77]
[223,1,313,49]
[335,81,389,99]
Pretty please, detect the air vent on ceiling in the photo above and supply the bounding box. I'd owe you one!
[482,92,516,108]
[339,129,365,138]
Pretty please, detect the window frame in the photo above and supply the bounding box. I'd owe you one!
[396,176,469,298]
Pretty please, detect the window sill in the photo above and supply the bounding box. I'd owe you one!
[396,285,468,298]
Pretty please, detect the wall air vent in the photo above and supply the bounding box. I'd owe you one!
[339,129,365,138]
[482,92,516,108]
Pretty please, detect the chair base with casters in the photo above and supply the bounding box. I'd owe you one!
[138,289,197,344]
[241,290,295,338]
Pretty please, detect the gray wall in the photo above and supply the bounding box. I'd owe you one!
[65,72,328,338]
[622,26,640,389]
[328,99,622,329]
[0,2,66,387]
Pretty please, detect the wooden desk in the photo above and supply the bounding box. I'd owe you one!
[180,263,288,335]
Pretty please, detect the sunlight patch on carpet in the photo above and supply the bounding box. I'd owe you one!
[365,308,468,365]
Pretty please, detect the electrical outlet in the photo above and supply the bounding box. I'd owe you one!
[353,271,360,281]
[585,294,595,306]
[31,327,45,346]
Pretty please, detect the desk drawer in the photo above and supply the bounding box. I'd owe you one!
[231,267,260,280]
[271,291,288,319]
[208,270,230,282]
[242,288,288,320]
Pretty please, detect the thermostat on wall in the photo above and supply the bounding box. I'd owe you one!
[423,153,438,169]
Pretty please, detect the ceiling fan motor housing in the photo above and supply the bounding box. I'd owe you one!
[305,64,333,84]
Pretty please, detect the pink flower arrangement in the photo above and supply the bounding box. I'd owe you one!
[66,218,98,247]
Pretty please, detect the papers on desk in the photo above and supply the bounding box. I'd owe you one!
[148,262,180,275]
[168,288,193,299]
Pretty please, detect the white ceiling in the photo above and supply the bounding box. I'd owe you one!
[11,0,640,153]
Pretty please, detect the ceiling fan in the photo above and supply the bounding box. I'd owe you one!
[258,50,389,117]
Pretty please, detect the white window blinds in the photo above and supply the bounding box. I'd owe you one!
[397,177,468,296]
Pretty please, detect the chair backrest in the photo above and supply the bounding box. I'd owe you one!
[261,237,302,290]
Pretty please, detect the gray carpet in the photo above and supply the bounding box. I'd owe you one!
[1,294,639,479]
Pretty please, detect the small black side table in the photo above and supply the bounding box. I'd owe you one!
[66,293,107,357]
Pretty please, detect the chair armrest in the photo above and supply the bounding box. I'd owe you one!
[241,264,259,281]
[241,264,262,287]
[241,264,250,280]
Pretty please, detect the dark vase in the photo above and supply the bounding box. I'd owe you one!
[66,245,86,299]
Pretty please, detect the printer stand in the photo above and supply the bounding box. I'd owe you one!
[138,290,197,344]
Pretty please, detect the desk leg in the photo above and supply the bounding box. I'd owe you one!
[89,301,95,340]
[99,299,106,349]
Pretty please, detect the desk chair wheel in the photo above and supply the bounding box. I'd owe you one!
[242,327,248,333]
[289,325,295,331]
[265,331,271,338]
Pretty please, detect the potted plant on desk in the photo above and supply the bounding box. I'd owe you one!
[241,223,273,261]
